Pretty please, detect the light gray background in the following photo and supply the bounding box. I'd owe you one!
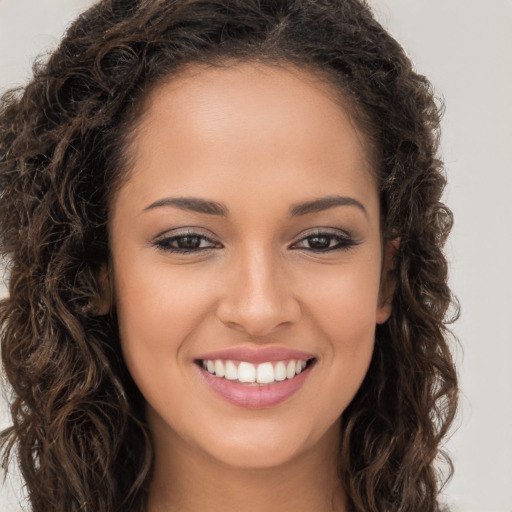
[1,1,511,511]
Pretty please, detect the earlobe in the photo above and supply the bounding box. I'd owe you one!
[376,238,399,325]
[376,297,392,324]
[96,263,112,316]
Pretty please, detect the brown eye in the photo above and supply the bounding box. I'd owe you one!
[174,235,202,250]
[153,233,220,253]
[292,231,358,253]
[306,235,332,250]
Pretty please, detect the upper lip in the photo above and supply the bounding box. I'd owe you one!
[196,347,316,364]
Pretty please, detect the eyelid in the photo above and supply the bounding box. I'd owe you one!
[151,227,358,255]
[152,226,217,240]
[296,226,351,236]
[151,228,222,253]
[290,227,359,251]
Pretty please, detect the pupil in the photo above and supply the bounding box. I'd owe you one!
[309,236,330,249]
[178,236,201,249]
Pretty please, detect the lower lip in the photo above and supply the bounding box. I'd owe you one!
[197,364,313,408]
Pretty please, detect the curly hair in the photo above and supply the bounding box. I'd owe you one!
[0,0,458,511]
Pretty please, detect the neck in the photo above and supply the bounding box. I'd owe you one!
[145,415,347,512]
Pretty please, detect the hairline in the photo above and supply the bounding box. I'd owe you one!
[108,56,382,223]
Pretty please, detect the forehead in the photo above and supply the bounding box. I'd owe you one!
[115,62,378,219]
[133,61,373,168]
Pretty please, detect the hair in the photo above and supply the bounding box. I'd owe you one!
[0,0,458,511]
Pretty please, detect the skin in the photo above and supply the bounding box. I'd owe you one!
[107,62,393,512]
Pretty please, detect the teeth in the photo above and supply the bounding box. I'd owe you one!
[286,360,296,379]
[201,358,311,385]
[256,362,274,384]
[274,361,287,381]
[225,361,238,380]
[238,362,256,383]
[214,359,225,378]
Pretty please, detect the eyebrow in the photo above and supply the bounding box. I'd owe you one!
[289,195,367,217]
[143,195,367,217]
[144,197,228,215]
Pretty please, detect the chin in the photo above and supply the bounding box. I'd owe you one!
[189,415,341,471]
[206,439,301,470]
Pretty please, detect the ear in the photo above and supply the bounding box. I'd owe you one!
[96,263,112,316]
[376,238,399,324]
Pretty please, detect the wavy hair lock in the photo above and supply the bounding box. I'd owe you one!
[0,1,458,511]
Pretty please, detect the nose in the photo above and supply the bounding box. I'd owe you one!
[216,246,301,337]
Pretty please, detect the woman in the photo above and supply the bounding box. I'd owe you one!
[0,0,458,511]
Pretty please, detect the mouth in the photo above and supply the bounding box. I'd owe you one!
[194,355,317,408]
[194,357,317,386]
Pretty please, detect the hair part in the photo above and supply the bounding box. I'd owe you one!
[0,1,458,511]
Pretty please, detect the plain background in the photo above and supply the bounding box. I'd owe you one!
[0,1,511,511]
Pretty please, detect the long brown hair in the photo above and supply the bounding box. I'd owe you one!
[0,1,458,511]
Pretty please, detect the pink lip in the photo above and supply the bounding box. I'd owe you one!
[196,347,315,364]
[196,363,314,409]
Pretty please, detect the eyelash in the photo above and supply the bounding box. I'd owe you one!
[152,229,358,254]
[152,231,220,254]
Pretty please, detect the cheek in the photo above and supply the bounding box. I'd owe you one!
[115,253,212,328]
[112,258,216,381]
[301,258,382,343]
[299,258,380,393]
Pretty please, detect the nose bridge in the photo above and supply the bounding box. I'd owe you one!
[239,244,280,305]
[216,241,300,335]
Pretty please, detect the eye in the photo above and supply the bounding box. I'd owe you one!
[291,230,358,252]
[153,231,221,254]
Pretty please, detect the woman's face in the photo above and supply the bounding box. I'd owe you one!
[108,62,391,469]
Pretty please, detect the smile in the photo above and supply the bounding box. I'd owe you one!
[194,348,317,408]
[199,358,313,385]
